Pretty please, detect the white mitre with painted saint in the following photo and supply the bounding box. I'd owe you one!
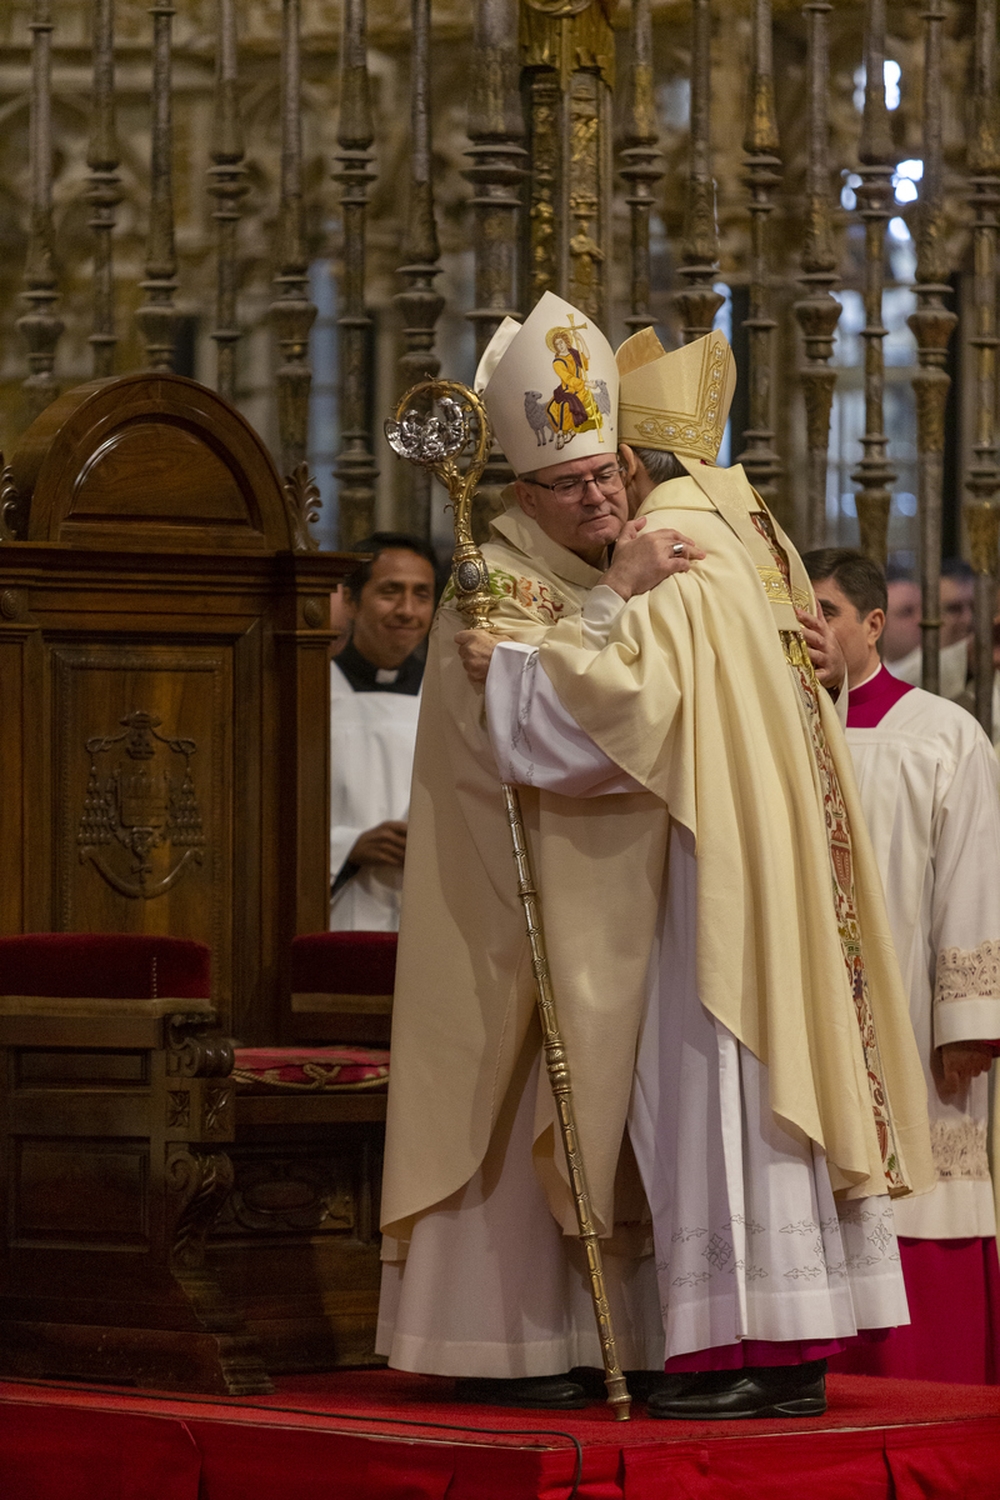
[473,290,618,476]
[616,326,736,467]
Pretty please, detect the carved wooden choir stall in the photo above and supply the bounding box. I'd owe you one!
[0,372,387,1387]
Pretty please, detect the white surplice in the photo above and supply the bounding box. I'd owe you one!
[376,625,908,1375]
[329,661,421,931]
[846,677,1000,1240]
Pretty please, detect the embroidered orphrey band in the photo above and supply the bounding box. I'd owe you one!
[780,628,906,1195]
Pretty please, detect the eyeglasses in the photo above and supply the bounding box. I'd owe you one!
[526,463,625,503]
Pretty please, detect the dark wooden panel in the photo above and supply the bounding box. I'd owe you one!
[68,422,253,526]
[14,1139,149,1246]
[17,1050,148,1084]
[52,645,232,1024]
[12,1093,152,1137]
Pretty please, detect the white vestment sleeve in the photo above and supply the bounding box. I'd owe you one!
[833,682,849,730]
[929,731,1000,1048]
[485,640,643,796]
[579,583,626,649]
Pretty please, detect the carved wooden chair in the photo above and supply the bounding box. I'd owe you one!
[0,932,271,1393]
[206,931,395,1373]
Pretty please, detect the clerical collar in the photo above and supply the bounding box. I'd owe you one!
[846,663,914,729]
[334,637,425,695]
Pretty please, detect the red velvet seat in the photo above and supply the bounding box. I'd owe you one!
[231,1045,389,1093]
[287,931,396,1046]
[0,932,211,1000]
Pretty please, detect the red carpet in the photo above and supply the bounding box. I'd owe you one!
[3,1369,1000,1499]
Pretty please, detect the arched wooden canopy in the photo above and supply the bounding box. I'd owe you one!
[10,373,293,553]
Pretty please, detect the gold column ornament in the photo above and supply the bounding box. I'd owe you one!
[19,0,63,420]
[620,0,664,336]
[674,0,724,343]
[908,0,956,696]
[136,2,180,373]
[334,0,379,548]
[964,0,1000,736]
[851,0,897,565]
[87,0,121,380]
[270,0,317,479]
[521,0,615,327]
[794,1,841,550]
[737,0,782,507]
[208,0,248,404]
[385,377,632,1424]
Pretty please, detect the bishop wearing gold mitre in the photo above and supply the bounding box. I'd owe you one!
[377,296,934,1419]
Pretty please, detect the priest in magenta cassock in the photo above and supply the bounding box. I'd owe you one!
[804,547,1000,1385]
[377,295,934,1420]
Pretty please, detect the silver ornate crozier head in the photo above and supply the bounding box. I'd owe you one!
[385,379,495,629]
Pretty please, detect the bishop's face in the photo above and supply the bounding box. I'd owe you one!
[514,454,628,566]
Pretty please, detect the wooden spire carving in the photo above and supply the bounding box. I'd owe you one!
[620,0,664,336]
[208,0,248,403]
[674,0,724,342]
[19,0,64,420]
[333,0,379,549]
[270,0,318,480]
[465,0,526,538]
[794,1,841,549]
[964,0,1000,735]
[87,0,121,379]
[737,0,783,506]
[394,0,444,539]
[850,0,897,565]
[909,1,957,694]
[136,2,180,372]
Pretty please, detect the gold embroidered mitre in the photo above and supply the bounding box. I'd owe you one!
[616,327,737,464]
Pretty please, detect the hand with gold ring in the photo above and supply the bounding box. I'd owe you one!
[604,520,706,602]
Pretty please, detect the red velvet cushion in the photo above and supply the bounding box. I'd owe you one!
[291,932,397,995]
[0,934,211,1000]
[232,1046,389,1092]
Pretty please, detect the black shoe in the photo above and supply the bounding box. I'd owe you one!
[456,1374,588,1410]
[646,1359,828,1420]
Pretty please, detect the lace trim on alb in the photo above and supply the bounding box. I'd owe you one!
[935,938,1000,1005]
[929,1118,991,1181]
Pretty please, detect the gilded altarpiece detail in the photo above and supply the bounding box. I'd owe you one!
[521,0,613,328]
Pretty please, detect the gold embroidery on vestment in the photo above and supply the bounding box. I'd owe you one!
[781,630,906,1194]
[758,568,811,611]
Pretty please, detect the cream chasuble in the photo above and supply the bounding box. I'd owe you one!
[476,643,909,1364]
[536,467,934,1206]
[380,507,670,1248]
